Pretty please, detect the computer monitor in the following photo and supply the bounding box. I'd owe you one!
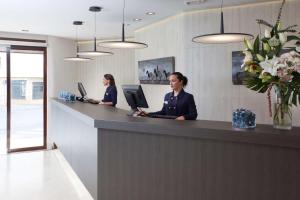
[78,82,87,99]
[122,85,149,116]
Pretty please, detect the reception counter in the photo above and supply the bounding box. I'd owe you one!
[50,98,300,200]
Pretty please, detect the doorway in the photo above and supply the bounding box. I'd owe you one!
[0,45,47,153]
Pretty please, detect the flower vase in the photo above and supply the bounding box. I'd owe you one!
[273,88,292,130]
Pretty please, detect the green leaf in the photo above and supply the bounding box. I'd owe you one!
[292,92,298,106]
[278,24,298,33]
[261,38,269,43]
[263,42,271,53]
[256,54,265,61]
[256,19,273,28]
[258,85,269,93]
[287,35,300,42]
[253,36,260,54]
[244,75,270,94]
[278,29,297,33]
[284,88,292,104]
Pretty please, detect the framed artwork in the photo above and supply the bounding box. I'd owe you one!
[232,51,246,85]
[138,57,175,85]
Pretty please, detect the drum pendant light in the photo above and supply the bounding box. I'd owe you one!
[77,6,113,56]
[98,0,148,49]
[192,0,254,44]
[64,21,92,61]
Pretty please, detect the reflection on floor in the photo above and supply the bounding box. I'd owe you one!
[0,104,44,150]
[0,132,5,154]
[0,150,93,200]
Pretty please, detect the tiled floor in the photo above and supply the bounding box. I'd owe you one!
[0,150,93,200]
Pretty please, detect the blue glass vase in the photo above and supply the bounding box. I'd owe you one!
[232,108,256,129]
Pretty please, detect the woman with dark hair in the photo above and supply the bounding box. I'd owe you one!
[100,74,117,106]
[140,72,198,120]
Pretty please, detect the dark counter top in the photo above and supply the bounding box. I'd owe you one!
[51,98,300,149]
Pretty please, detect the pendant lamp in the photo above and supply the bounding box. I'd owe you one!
[192,0,254,44]
[77,6,113,56]
[98,0,148,49]
[64,21,92,61]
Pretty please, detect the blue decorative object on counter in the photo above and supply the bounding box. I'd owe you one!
[232,108,256,129]
[58,91,76,102]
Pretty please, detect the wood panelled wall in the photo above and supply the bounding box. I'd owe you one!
[77,47,135,110]
[135,0,300,125]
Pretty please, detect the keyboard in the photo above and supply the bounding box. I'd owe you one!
[87,99,100,104]
[148,114,177,119]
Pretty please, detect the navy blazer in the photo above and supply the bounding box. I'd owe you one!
[102,86,117,106]
[149,89,198,120]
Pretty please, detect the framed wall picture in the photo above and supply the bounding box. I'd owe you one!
[138,57,175,85]
[232,51,246,85]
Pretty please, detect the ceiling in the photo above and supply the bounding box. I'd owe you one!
[0,0,276,40]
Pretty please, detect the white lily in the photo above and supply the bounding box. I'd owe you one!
[279,33,287,44]
[260,57,281,76]
[264,29,271,38]
[243,51,253,63]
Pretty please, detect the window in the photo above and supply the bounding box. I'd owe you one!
[32,82,43,99]
[12,80,26,99]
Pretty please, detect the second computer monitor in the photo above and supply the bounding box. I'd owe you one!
[122,85,148,112]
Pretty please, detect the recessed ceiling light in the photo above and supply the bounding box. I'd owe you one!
[21,29,29,32]
[146,12,155,15]
[184,0,206,5]
[133,18,142,22]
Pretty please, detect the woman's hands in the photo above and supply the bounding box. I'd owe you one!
[137,109,148,117]
[175,116,185,120]
[99,101,113,106]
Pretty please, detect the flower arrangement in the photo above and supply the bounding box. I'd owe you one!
[241,0,300,129]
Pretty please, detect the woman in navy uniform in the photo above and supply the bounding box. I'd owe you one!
[100,74,117,107]
[141,72,198,120]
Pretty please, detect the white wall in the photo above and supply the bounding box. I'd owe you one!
[77,45,135,110]
[47,36,78,97]
[135,0,300,125]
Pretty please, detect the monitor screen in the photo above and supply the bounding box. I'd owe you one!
[122,85,148,111]
[78,82,87,98]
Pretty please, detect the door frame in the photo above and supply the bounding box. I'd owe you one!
[7,45,47,153]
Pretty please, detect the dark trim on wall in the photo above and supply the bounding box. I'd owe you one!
[6,47,11,151]
[43,47,48,148]
[0,37,46,43]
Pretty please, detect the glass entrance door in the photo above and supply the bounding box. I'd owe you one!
[0,47,8,154]
[7,46,47,152]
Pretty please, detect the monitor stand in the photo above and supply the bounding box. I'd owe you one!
[76,96,85,102]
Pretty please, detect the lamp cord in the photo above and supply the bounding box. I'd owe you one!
[122,0,126,41]
[94,12,97,38]
[122,0,125,24]
[75,25,79,53]
[94,11,97,51]
[221,0,224,12]
[220,0,224,33]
